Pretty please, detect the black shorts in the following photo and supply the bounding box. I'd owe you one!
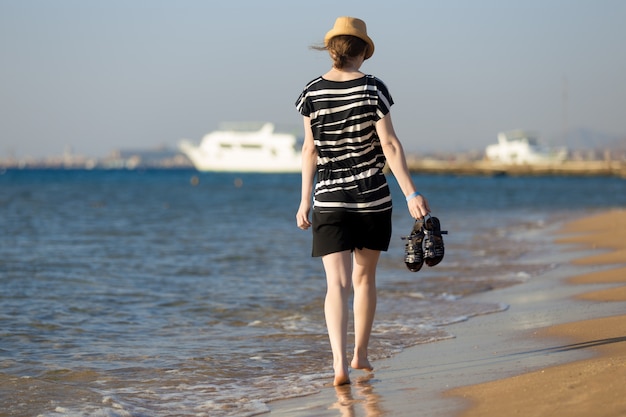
[311,208,393,257]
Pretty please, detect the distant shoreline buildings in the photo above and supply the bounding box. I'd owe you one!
[0,147,194,171]
[1,132,625,178]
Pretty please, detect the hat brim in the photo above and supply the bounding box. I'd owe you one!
[324,29,375,60]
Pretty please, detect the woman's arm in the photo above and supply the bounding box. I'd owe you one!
[376,113,431,219]
[296,116,317,230]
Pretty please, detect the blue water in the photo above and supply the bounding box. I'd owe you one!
[1,169,625,416]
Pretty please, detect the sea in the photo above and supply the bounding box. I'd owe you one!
[1,169,625,417]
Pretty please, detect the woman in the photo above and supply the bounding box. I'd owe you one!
[295,16,430,386]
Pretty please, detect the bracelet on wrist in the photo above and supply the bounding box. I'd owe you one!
[405,191,421,202]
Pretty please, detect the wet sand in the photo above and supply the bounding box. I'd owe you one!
[447,209,626,417]
[269,209,626,416]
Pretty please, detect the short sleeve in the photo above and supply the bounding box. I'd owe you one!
[374,77,394,120]
[295,89,312,117]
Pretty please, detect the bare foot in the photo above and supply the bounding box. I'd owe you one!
[333,363,351,386]
[351,357,373,372]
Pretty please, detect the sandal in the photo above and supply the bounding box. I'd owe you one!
[402,218,425,272]
[423,214,447,267]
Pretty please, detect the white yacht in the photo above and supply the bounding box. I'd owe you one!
[179,123,302,173]
[485,130,567,164]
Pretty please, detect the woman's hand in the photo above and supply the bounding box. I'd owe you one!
[296,201,312,230]
[407,194,430,219]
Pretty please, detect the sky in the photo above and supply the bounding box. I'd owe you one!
[1,0,625,158]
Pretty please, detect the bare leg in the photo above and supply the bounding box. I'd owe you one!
[322,250,353,385]
[351,248,380,371]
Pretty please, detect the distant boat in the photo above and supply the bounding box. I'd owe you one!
[179,123,302,173]
[485,130,567,165]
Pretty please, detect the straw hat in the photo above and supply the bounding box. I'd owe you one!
[324,16,375,59]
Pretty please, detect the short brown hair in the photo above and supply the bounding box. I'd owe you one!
[316,35,369,69]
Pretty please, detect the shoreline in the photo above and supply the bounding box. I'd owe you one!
[446,209,626,417]
[268,209,626,416]
[2,159,626,179]
[405,158,626,178]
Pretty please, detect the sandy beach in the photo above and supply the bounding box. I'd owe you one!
[269,209,626,416]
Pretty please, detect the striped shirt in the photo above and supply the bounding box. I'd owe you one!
[295,75,393,213]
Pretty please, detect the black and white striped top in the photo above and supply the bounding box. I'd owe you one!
[295,75,394,213]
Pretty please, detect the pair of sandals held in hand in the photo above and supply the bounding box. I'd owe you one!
[402,214,447,272]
